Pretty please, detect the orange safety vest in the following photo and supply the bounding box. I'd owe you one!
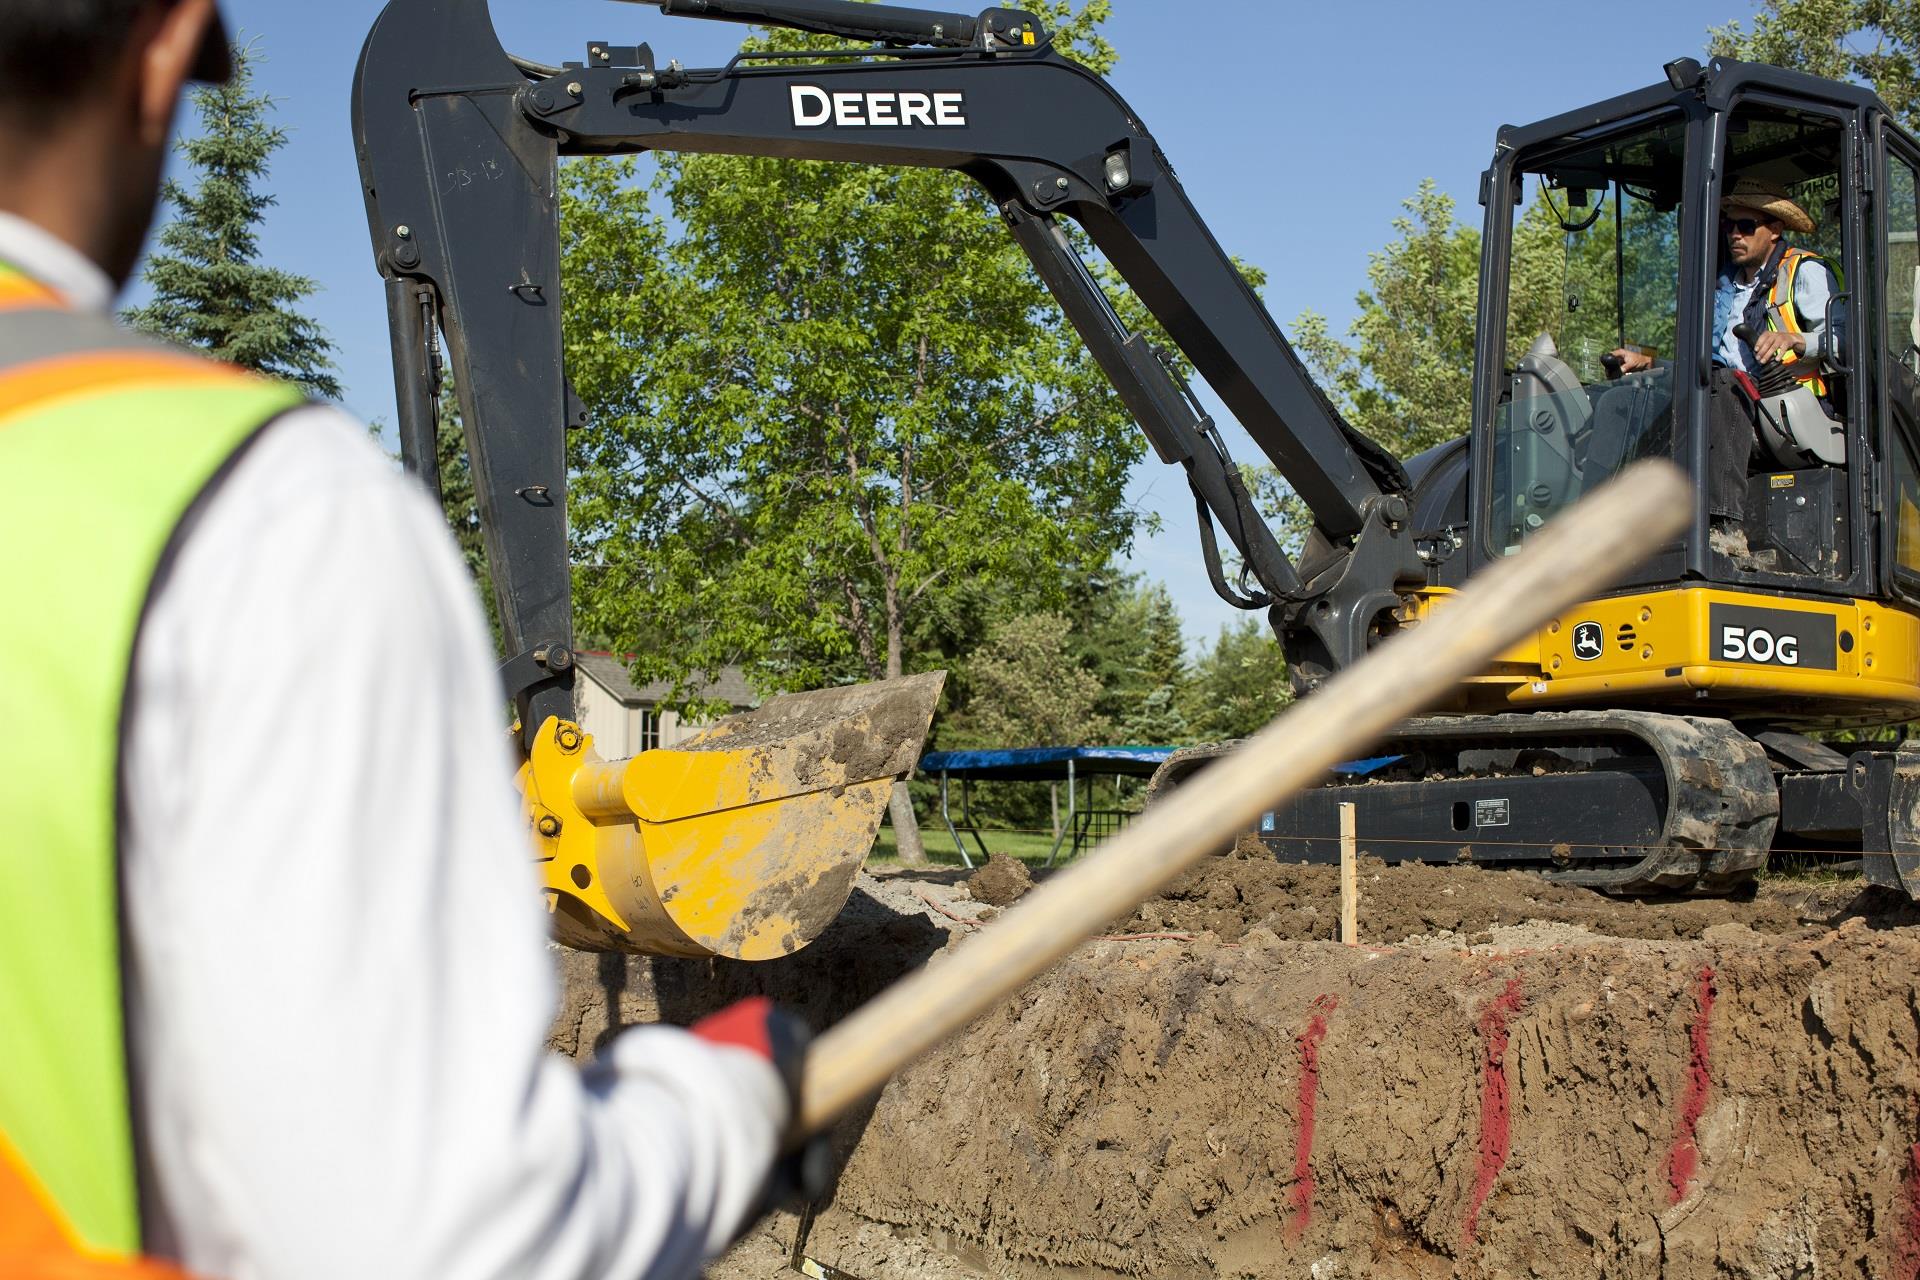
[1760,246,1831,398]
[0,1151,189,1280]
[0,265,63,311]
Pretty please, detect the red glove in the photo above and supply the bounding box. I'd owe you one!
[691,997,806,1095]
[692,998,832,1216]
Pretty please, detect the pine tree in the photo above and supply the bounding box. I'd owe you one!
[1180,619,1292,741]
[1069,572,1190,744]
[959,612,1113,750]
[125,43,341,398]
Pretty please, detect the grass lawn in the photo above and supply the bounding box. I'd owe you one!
[1759,851,1863,884]
[868,824,1081,869]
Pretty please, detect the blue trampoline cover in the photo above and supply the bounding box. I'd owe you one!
[918,746,1405,784]
[917,745,1177,781]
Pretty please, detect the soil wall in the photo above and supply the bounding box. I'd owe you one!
[552,862,1920,1278]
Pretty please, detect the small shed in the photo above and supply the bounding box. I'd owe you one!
[574,652,756,758]
[916,746,1177,868]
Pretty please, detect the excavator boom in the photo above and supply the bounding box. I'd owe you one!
[354,0,1425,738]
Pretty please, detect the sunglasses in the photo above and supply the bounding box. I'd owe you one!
[1721,216,1769,236]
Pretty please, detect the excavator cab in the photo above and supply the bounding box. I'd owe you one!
[1454,57,1920,726]
[1474,69,1863,589]
[1252,56,1920,897]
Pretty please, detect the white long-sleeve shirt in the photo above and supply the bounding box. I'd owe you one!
[0,212,784,1279]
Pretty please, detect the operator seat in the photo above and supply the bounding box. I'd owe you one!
[1511,332,1587,412]
[1506,333,1590,509]
[1583,365,1671,485]
[1744,255,1855,470]
[1752,382,1846,468]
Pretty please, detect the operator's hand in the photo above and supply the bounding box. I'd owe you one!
[1751,329,1806,364]
[1608,347,1654,374]
[692,998,833,1222]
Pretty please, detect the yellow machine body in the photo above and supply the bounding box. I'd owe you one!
[1409,585,1920,727]
[519,672,944,959]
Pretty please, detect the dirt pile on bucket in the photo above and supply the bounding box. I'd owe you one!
[549,862,1920,1278]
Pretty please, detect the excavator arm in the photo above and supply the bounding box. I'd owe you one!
[352,0,1426,741]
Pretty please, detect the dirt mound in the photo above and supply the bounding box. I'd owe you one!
[793,919,1920,1279]
[546,858,1920,1279]
[1121,849,1896,945]
[966,853,1034,906]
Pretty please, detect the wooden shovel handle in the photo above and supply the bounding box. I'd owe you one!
[797,460,1692,1137]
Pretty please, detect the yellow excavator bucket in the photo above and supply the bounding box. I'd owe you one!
[520,671,944,959]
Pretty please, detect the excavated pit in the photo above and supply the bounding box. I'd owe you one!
[549,852,1920,1279]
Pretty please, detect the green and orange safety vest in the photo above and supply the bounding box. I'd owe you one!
[0,259,304,1276]
[1755,245,1833,398]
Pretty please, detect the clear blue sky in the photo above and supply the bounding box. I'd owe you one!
[151,0,1761,651]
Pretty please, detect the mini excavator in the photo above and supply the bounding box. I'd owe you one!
[355,0,1920,928]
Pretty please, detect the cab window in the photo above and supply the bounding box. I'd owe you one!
[1491,114,1685,554]
[1886,145,1920,578]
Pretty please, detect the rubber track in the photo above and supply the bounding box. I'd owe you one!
[1150,711,1778,896]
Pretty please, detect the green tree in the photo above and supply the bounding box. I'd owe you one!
[562,4,1141,865]
[1069,572,1189,743]
[1289,180,1482,458]
[1289,181,1595,460]
[1181,618,1291,741]
[945,609,1112,835]
[1509,192,1576,360]
[1711,1,1919,123]
[959,612,1112,748]
[125,44,340,397]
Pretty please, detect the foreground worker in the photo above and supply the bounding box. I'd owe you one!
[0,2,793,1276]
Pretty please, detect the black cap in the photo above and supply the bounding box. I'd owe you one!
[191,4,232,83]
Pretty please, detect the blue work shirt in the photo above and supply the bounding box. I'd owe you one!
[1712,249,1837,375]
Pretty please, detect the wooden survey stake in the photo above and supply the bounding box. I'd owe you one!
[1339,801,1358,945]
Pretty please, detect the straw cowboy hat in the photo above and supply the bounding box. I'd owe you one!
[1721,176,1814,234]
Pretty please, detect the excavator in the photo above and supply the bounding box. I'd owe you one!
[354,0,1920,956]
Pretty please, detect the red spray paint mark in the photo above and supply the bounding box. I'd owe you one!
[1665,965,1717,1205]
[1286,995,1338,1236]
[1460,978,1525,1251]
[1893,1138,1920,1280]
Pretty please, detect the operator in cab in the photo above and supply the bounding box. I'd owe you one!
[1612,175,1840,547]
[1708,176,1839,377]
[0,4,796,1278]
[1613,176,1837,378]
